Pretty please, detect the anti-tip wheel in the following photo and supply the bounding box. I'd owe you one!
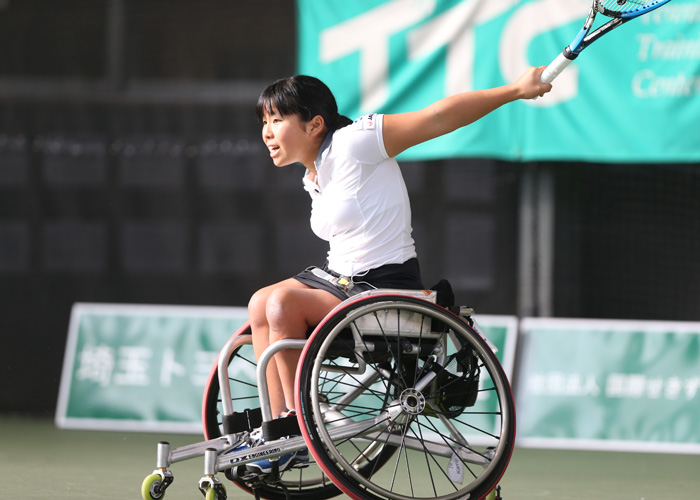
[141,473,166,500]
[485,485,502,500]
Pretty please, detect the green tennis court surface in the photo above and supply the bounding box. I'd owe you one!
[1,416,698,500]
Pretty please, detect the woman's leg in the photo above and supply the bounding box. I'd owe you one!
[248,279,341,416]
[265,285,342,412]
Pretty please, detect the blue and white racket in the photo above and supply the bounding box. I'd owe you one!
[541,0,673,84]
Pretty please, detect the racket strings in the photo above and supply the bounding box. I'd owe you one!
[597,0,655,15]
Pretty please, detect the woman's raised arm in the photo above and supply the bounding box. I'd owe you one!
[382,66,552,158]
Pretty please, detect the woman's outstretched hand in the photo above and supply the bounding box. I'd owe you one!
[513,66,553,100]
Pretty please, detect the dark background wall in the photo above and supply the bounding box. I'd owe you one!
[1,0,698,415]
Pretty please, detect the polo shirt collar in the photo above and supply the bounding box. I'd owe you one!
[313,131,334,173]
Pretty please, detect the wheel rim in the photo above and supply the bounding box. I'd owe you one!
[299,297,515,500]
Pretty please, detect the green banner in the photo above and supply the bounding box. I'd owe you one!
[517,318,700,453]
[475,314,518,379]
[56,303,516,434]
[297,0,700,163]
[462,315,519,442]
[56,303,248,433]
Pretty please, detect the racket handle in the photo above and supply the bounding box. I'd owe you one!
[541,51,576,84]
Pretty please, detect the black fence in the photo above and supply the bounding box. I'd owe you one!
[1,1,698,414]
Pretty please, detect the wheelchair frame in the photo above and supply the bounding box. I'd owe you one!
[141,289,513,500]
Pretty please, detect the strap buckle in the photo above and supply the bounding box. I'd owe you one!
[308,267,355,294]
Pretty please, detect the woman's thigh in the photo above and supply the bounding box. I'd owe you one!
[250,278,341,330]
[265,285,342,335]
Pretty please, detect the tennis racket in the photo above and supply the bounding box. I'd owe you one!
[541,0,673,84]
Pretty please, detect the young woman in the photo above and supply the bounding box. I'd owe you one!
[241,67,552,473]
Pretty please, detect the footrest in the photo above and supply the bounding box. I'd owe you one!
[262,414,301,441]
[223,408,263,435]
[225,462,282,486]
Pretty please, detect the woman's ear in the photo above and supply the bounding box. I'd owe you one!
[307,115,326,137]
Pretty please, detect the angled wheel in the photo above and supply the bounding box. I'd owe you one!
[202,322,343,500]
[202,323,259,440]
[295,294,516,500]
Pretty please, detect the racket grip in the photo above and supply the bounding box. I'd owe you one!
[541,51,575,84]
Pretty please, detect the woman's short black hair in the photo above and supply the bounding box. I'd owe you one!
[256,75,352,133]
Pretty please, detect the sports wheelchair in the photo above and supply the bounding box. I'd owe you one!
[142,286,514,500]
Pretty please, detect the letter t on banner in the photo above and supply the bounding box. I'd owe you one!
[409,0,517,96]
[320,0,436,112]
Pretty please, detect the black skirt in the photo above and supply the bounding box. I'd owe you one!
[293,258,424,301]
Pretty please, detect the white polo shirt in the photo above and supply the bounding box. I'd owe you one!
[303,113,417,277]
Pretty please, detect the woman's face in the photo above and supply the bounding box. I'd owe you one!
[261,106,313,167]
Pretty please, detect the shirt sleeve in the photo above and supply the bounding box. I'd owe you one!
[336,113,390,164]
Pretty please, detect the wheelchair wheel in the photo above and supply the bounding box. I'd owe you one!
[201,322,393,500]
[295,295,515,500]
[202,323,259,440]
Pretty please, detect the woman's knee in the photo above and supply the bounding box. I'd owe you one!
[265,288,306,336]
[248,287,272,328]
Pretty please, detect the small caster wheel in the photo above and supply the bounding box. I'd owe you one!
[199,476,227,500]
[142,473,167,500]
[202,483,226,500]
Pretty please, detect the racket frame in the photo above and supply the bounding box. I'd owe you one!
[540,0,673,84]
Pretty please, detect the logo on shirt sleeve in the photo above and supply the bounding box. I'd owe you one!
[353,114,376,131]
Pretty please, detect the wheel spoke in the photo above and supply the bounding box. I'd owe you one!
[298,296,515,500]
